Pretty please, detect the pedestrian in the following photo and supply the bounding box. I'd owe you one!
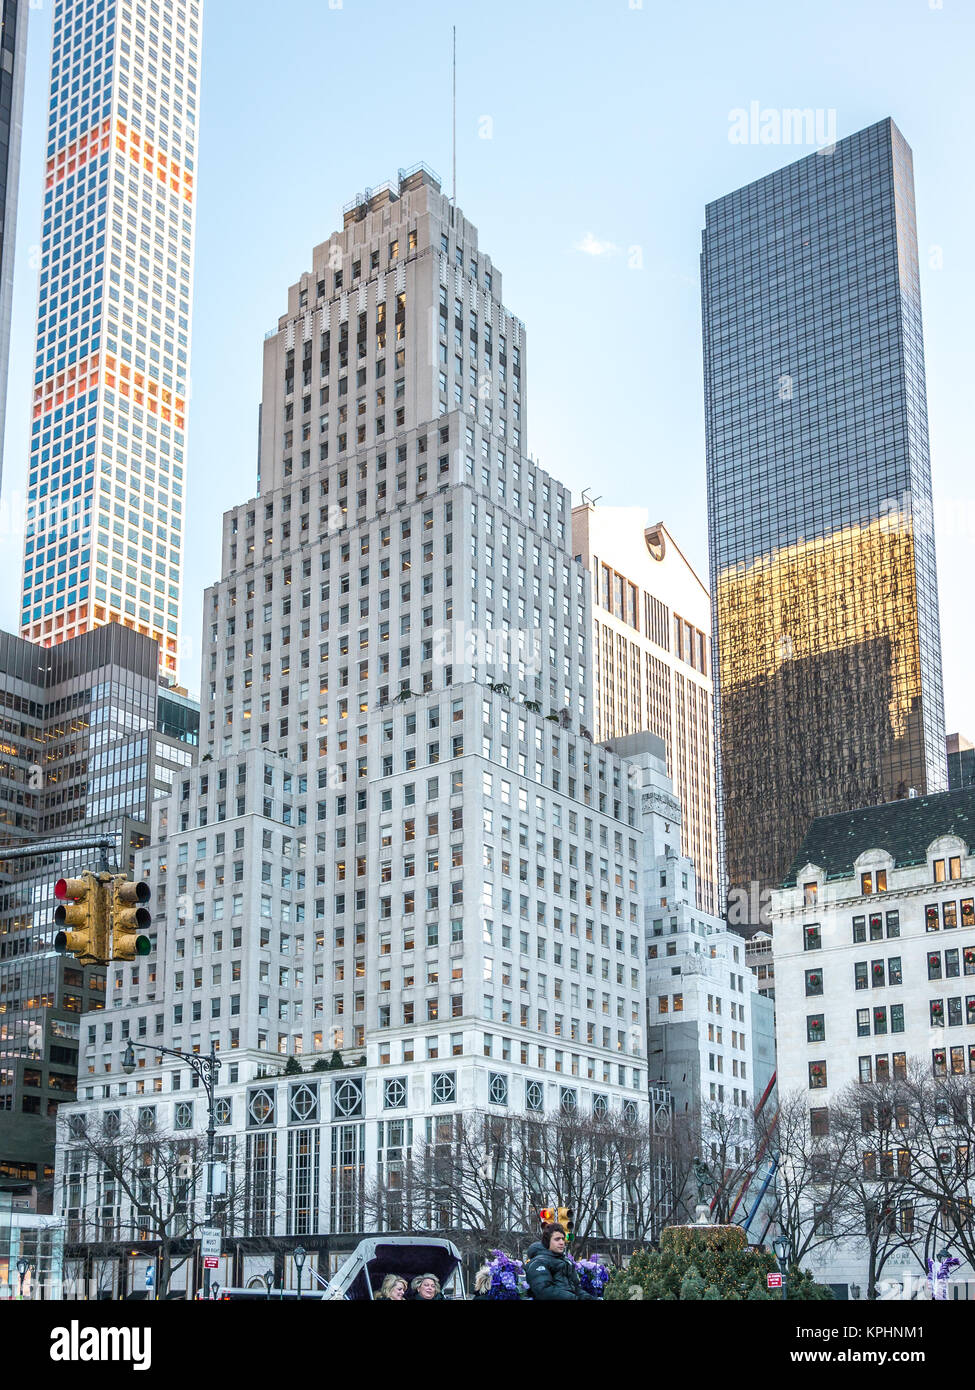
[525,1224,594,1301]
[409,1273,444,1301]
[376,1274,408,1301]
[470,1265,492,1300]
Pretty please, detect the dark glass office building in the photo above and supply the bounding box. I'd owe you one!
[702,119,947,923]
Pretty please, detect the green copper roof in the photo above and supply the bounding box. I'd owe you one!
[782,787,975,886]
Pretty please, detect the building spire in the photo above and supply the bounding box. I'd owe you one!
[451,26,457,214]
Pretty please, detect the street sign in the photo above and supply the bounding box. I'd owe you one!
[767,1272,783,1288]
[203,1257,219,1270]
[200,1228,222,1258]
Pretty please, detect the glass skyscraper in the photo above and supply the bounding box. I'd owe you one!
[702,118,946,921]
[19,0,202,676]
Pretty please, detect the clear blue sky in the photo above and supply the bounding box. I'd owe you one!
[2,0,973,733]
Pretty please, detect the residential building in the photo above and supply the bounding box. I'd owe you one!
[0,0,29,485]
[771,785,975,1296]
[55,168,654,1293]
[947,733,975,791]
[702,119,947,927]
[572,506,718,914]
[0,623,197,1189]
[19,0,203,675]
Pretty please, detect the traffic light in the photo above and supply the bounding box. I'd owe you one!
[54,872,108,963]
[539,1207,556,1225]
[110,875,152,961]
[558,1206,575,1242]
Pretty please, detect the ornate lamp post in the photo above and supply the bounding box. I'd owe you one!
[122,1038,221,1298]
[772,1236,791,1301]
[294,1246,306,1300]
[263,1268,274,1301]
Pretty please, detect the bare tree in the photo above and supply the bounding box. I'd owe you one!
[828,1076,923,1298]
[691,1099,759,1224]
[366,1106,662,1257]
[890,1061,975,1276]
[769,1089,851,1267]
[62,1113,253,1295]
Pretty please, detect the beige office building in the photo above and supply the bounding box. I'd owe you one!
[572,504,718,914]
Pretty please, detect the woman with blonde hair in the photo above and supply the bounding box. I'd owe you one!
[409,1272,444,1300]
[377,1274,408,1301]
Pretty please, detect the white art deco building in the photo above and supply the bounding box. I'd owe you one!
[20,0,202,675]
[55,167,657,1290]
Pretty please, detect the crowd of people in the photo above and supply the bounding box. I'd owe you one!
[375,1223,601,1301]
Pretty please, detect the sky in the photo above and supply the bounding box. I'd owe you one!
[1,0,974,732]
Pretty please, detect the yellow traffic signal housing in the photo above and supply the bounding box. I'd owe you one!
[54,872,108,963]
[110,875,152,960]
[558,1206,576,1241]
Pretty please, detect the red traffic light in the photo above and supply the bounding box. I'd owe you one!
[539,1208,556,1224]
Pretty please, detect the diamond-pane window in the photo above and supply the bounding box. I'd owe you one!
[431,1071,456,1105]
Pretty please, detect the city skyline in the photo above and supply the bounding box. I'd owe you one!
[0,1,973,739]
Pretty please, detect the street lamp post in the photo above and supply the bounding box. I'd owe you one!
[294,1246,306,1300]
[15,1257,28,1299]
[122,1038,221,1299]
[263,1269,274,1301]
[772,1236,791,1302]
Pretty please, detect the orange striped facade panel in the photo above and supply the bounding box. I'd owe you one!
[104,352,185,429]
[44,117,193,204]
[114,118,193,202]
[33,353,102,419]
[32,351,185,431]
[45,117,113,189]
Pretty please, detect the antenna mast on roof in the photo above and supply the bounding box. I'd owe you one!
[451,26,457,215]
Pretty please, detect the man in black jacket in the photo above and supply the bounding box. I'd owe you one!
[525,1224,595,1300]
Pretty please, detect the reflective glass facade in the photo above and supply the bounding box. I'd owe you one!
[702,119,947,918]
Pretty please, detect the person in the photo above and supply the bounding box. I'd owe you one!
[470,1265,492,1300]
[525,1224,594,1301]
[409,1273,444,1301]
[376,1275,408,1301]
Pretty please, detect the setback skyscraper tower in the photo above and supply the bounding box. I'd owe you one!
[55,168,659,1279]
[702,118,947,924]
[19,0,202,676]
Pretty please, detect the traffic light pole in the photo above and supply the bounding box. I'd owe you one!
[122,1038,221,1299]
[0,836,118,870]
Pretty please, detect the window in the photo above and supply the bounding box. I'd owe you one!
[431,1072,456,1105]
[806,1014,825,1043]
[805,969,823,997]
[810,1107,829,1138]
[809,1060,827,1090]
[803,924,821,952]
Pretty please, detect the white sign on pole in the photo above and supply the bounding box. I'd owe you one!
[200,1228,222,1259]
